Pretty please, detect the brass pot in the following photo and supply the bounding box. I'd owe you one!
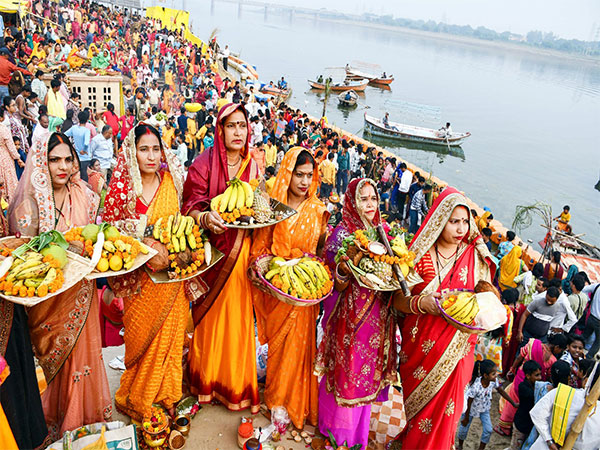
[173,414,191,437]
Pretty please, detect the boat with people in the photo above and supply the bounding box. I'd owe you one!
[337,90,359,107]
[363,113,471,146]
[308,78,369,92]
[345,65,394,85]
[259,83,291,101]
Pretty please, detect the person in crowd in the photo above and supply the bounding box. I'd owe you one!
[553,204,571,232]
[103,123,188,421]
[90,125,114,178]
[568,276,588,320]
[64,111,91,181]
[316,178,396,448]
[319,152,336,199]
[31,69,47,102]
[499,246,527,291]
[396,162,412,219]
[86,158,105,196]
[496,333,566,436]
[119,106,135,144]
[502,288,527,376]
[457,359,516,450]
[515,262,544,305]
[408,183,431,234]
[335,145,350,195]
[0,106,22,203]
[511,360,542,449]
[3,96,29,153]
[32,112,51,149]
[477,211,493,233]
[0,47,30,100]
[581,281,600,357]
[8,133,111,440]
[45,78,66,132]
[250,148,328,430]
[101,102,120,147]
[496,230,516,260]
[392,187,495,448]
[183,103,260,413]
[560,334,585,387]
[481,227,493,251]
[516,286,561,344]
[544,251,565,281]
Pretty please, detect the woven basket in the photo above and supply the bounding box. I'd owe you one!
[435,289,486,335]
[253,253,332,307]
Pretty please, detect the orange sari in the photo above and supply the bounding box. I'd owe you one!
[0,358,18,450]
[251,148,328,429]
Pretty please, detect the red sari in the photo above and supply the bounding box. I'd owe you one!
[395,188,495,449]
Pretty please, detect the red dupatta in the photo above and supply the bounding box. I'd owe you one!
[182,103,255,325]
[396,187,495,449]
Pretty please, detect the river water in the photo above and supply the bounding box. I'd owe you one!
[189,1,600,246]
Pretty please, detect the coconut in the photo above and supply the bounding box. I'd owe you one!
[41,243,67,268]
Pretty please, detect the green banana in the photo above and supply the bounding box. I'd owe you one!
[24,278,45,288]
[38,268,57,289]
[17,262,50,280]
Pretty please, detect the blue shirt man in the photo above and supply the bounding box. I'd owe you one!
[64,123,91,162]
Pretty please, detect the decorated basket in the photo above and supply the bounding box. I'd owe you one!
[435,289,486,335]
[253,253,333,307]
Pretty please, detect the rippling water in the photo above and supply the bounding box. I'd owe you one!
[189,1,600,246]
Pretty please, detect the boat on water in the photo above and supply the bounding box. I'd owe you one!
[345,66,394,86]
[338,90,358,107]
[259,84,291,100]
[308,78,369,92]
[364,114,471,147]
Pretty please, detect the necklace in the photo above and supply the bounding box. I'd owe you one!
[436,243,460,260]
[435,243,462,287]
[227,155,241,167]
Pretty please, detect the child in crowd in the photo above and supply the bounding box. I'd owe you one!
[560,334,585,387]
[481,227,493,251]
[511,360,542,449]
[264,166,276,195]
[457,359,515,450]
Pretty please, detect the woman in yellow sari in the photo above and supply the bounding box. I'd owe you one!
[499,246,526,291]
[66,43,88,69]
[183,103,260,413]
[250,147,329,429]
[8,134,111,440]
[103,124,188,421]
[477,211,493,233]
[87,43,99,60]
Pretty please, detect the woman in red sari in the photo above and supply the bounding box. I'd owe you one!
[183,103,260,413]
[393,187,495,449]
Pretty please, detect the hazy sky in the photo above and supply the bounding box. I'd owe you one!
[265,0,600,41]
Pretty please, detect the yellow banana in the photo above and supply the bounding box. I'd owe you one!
[38,268,57,289]
[103,240,117,253]
[24,278,45,288]
[184,216,195,235]
[138,242,150,255]
[123,256,135,270]
[16,262,50,280]
[187,233,197,250]
[172,212,181,234]
[171,235,180,253]
[179,234,187,252]
[265,267,280,280]
[235,181,245,209]
[279,266,291,292]
[297,262,318,286]
[294,265,316,294]
[227,184,238,212]
[219,186,233,213]
[240,181,254,208]
[165,215,174,243]
[210,194,222,211]
[114,239,127,252]
[153,217,163,240]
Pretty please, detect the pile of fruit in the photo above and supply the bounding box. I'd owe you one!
[64,223,150,272]
[336,228,416,289]
[211,178,274,225]
[153,213,211,279]
[0,244,66,298]
[141,405,170,448]
[440,291,480,326]
[264,256,333,300]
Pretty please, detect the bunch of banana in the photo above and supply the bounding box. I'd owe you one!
[441,292,480,325]
[153,212,202,253]
[264,256,333,300]
[210,179,256,224]
[0,251,64,297]
[390,235,416,276]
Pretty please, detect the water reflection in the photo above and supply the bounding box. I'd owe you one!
[365,134,467,162]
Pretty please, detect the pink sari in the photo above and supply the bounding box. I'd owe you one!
[8,135,111,440]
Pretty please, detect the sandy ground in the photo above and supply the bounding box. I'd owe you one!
[104,345,511,450]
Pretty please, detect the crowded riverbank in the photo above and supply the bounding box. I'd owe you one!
[0,1,599,450]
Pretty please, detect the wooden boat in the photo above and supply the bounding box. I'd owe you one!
[364,114,470,147]
[259,84,291,100]
[308,78,369,92]
[346,67,394,86]
[337,90,358,107]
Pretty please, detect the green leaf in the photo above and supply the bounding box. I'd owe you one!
[49,231,69,250]
[327,430,337,448]
[350,444,363,450]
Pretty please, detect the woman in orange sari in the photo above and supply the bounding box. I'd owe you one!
[250,147,329,429]
[103,124,188,421]
[183,103,260,413]
[8,134,112,440]
[392,187,495,449]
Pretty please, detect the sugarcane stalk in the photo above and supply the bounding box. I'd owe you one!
[562,371,600,449]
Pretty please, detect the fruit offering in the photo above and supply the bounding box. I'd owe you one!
[441,291,480,326]
[211,178,275,225]
[141,405,170,448]
[153,212,202,252]
[265,256,333,300]
[64,223,150,272]
[336,228,416,290]
[0,248,65,298]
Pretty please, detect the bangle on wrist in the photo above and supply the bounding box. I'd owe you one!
[416,296,426,314]
[409,295,420,314]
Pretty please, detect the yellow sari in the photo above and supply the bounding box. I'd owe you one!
[251,148,329,428]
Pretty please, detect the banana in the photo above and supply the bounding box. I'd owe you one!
[304,259,328,283]
[219,186,233,213]
[123,256,135,270]
[288,267,306,296]
[153,217,163,240]
[294,265,316,295]
[175,215,187,238]
[240,181,254,208]
[172,212,181,234]
[38,268,57,289]
[17,262,50,280]
[24,278,45,288]
[297,262,318,286]
[184,216,195,235]
[279,266,290,291]
[165,215,174,242]
[210,194,223,211]
[114,239,127,252]
[171,235,180,253]
[227,184,238,212]
[235,181,245,209]
[10,258,44,275]
[265,267,280,280]
[204,241,212,266]
[139,242,150,255]
[188,233,197,250]
[103,240,117,253]
[447,295,473,319]
[179,234,187,252]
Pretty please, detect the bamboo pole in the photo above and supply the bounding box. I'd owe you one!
[540,224,599,250]
[562,372,600,449]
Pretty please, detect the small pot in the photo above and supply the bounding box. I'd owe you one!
[168,430,186,450]
[173,414,191,437]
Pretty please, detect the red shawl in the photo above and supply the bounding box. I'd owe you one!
[182,103,255,325]
[340,178,381,233]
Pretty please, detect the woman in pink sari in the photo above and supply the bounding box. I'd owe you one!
[495,336,565,436]
[315,178,397,448]
[392,187,495,449]
[8,133,112,440]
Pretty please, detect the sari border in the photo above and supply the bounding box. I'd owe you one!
[197,391,260,414]
[192,229,246,325]
[0,299,13,357]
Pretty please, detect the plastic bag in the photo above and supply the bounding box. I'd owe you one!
[474,292,508,332]
[271,406,290,434]
[256,343,268,382]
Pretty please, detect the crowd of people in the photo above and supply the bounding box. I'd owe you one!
[0,1,599,450]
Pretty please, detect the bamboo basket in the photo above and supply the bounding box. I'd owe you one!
[253,254,332,307]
